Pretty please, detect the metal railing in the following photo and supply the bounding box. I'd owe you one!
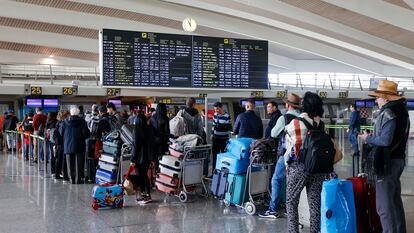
[4,130,50,177]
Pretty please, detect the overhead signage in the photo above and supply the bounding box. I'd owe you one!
[30,86,42,95]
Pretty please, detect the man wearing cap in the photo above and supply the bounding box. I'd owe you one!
[259,93,301,219]
[361,80,409,233]
[211,102,232,170]
[233,99,263,139]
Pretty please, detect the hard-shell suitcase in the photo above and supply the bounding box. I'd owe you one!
[211,168,229,198]
[120,124,134,145]
[85,138,97,182]
[320,178,357,233]
[169,143,184,159]
[224,173,247,206]
[155,173,180,195]
[225,137,254,160]
[96,168,117,184]
[99,160,118,172]
[215,152,249,174]
[103,140,122,156]
[91,184,123,210]
[100,153,119,165]
[159,155,182,178]
[347,177,381,233]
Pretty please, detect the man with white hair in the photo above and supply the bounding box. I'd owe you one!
[59,106,90,184]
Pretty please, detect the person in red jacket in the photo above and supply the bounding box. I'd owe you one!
[33,107,47,162]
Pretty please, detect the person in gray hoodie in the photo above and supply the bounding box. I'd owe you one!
[179,97,204,138]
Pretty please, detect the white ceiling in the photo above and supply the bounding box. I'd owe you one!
[0,0,413,77]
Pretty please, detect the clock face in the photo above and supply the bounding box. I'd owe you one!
[182,17,197,32]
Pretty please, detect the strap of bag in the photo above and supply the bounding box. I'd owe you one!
[293,119,302,158]
[125,164,135,180]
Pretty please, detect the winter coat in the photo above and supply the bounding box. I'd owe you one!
[59,116,90,154]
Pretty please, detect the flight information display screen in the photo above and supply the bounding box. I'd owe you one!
[101,29,268,89]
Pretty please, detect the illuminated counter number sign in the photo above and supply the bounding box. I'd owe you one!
[276,91,286,98]
[31,86,42,95]
[338,91,348,99]
[251,91,264,98]
[319,91,327,98]
[63,87,76,95]
[159,99,172,104]
[199,93,207,98]
[107,88,120,96]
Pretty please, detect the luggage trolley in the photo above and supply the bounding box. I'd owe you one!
[171,144,211,202]
[241,148,275,215]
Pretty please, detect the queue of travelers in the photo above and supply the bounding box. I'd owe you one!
[0,82,408,233]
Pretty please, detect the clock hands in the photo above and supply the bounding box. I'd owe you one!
[188,19,192,27]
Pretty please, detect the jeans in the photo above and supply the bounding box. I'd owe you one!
[348,130,359,155]
[47,142,55,173]
[24,144,34,160]
[6,133,16,149]
[269,156,286,211]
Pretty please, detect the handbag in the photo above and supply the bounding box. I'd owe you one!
[123,164,136,195]
[332,139,343,164]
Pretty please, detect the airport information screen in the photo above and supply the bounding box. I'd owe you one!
[101,29,268,89]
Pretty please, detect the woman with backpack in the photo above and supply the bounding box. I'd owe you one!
[46,112,58,175]
[284,92,330,233]
[22,111,35,161]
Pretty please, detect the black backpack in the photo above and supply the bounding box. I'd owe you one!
[23,119,34,132]
[298,118,335,174]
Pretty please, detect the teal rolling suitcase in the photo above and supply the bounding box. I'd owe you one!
[224,173,247,206]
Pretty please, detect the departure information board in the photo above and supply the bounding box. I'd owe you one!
[101,29,268,89]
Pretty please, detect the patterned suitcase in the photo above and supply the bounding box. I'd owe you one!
[100,153,119,165]
[159,155,182,178]
[91,184,123,210]
[95,168,117,184]
[155,173,180,195]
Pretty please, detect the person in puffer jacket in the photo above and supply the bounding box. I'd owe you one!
[179,97,204,138]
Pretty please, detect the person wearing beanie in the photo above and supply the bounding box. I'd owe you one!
[59,106,90,184]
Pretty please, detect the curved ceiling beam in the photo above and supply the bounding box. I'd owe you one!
[322,0,414,32]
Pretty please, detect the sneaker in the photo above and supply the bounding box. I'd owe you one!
[136,196,152,205]
[258,210,278,219]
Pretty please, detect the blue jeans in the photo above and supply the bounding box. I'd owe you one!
[24,144,34,160]
[348,130,359,155]
[269,156,287,212]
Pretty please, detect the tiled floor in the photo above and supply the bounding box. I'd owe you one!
[0,139,414,233]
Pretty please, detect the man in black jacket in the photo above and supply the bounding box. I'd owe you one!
[97,106,111,141]
[265,101,281,139]
[234,99,263,139]
[361,80,409,233]
[3,109,18,151]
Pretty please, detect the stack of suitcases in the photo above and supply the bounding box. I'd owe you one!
[95,132,122,184]
[155,142,204,195]
[211,138,257,206]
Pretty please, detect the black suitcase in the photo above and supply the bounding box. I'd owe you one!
[210,168,229,199]
[120,124,134,145]
[85,138,97,183]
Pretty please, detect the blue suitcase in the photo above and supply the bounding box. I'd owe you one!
[224,173,247,206]
[225,138,254,160]
[215,152,249,174]
[210,168,229,199]
[321,178,357,233]
[95,168,117,184]
[91,184,124,209]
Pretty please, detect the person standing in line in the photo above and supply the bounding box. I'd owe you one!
[32,107,47,162]
[284,92,327,233]
[259,94,301,219]
[348,103,361,157]
[46,112,58,174]
[3,109,18,151]
[59,107,90,184]
[361,80,409,233]
[233,99,263,139]
[22,111,35,160]
[211,102,232,170]
[264,101,281,139]
[150,103,170,167]
[106,102,123,130]
[179,97,204,138]
[54,110,70,181]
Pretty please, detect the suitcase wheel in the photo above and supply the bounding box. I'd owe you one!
[244,202,256,215]
[92,203,99,210]
[179,191,187,203]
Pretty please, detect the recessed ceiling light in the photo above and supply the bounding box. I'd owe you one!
[49,55,54,58]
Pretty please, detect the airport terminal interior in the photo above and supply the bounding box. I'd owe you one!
[1,0,414,232]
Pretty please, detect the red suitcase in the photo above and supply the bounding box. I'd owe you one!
[347,177,381,233]
[155,173,180,195]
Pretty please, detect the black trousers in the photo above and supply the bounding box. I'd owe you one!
[212,137,228,170]
[66,153,85,184]
[136,162,151,196]
[55,146,68,179]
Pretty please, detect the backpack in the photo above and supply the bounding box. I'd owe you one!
[298,118,335,174]
[277,114,297,156]
[250,139,276,163]
[88,115,100,136]
[23,119,34,132]
[169,112,186,137]
[109,113,122,131]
